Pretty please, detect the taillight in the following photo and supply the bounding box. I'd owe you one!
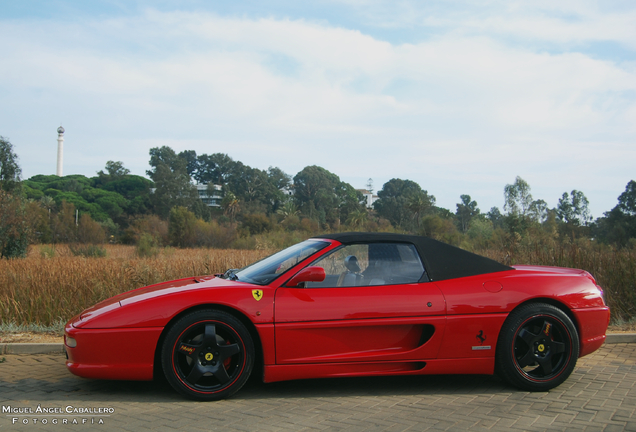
[597,285,606,306]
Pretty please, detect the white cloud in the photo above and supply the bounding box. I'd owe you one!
[0,3,634,217]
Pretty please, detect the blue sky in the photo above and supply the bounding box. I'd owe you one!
[1,0,635,218]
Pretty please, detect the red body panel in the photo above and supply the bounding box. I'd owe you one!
[436,314,507,359]
[275,316,446,364]
[74,277,275,329]
[274,283,446,364]
[64,237,610,385]
[263,358,494,383]
[572,307,610,356]
[65,322,161,380]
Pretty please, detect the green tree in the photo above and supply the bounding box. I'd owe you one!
[267,166,293,212]
[199,153,235,185]
[617,180,636,216]
[374,179,435,231]
[0,190,29,258]
[267,166,292,190]
[593,180,636,246]
[102,175,152,203]
[455,194,479,233]
[178,150,198,177]
[528,199,549,223]
[502,176,551,235]
[293,165,340,225]
[147,146,198,218]
[336,181,365,226]
[556,190,591,226]
[97,160,130,180]
[192,153,217,184]
[292,166,363,227]
[0,136,21,193]
[0,137,28,257]
[504,176,533,217]
[226,163,278,213]
[487,206,504,229]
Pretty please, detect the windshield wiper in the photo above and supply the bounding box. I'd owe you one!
[222,268,240,281]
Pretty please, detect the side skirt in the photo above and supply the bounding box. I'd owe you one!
[263,357,495,383]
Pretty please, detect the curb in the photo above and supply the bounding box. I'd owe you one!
[1,343,65,355]
[1,334,635,355]
[606,333,636,344]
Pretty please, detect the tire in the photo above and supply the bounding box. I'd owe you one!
[161,309,254,401]
[496,303,579,392]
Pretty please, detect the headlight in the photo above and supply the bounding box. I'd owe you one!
[65,335,77,348]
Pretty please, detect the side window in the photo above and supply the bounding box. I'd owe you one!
[306,243,425,287]
[306,244,368,288]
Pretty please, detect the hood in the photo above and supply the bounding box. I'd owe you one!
[79,276,255,322]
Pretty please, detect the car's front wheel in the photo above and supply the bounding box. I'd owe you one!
[161,309,254,400]
[496,303,579,391]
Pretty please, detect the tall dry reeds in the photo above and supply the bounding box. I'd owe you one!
[478,240,636,322]
[0,245,269,326]
[1,241,634,327]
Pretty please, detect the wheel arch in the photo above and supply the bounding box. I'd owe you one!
[508,297,579,332]
[494,297,580,378]
[152,303,264,381]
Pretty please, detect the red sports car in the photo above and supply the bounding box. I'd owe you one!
[64,233,609,400]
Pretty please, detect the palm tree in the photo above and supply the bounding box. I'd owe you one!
[346,209,367,229]
[276,201,300,221]
[222,192,240,223]
[407,194,432,229]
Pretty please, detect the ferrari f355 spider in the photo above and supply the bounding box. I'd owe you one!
[65,233,609,400]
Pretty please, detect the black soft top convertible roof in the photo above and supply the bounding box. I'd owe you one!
[312,232,513,282]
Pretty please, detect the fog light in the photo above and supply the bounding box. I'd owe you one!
[65,335,77,348]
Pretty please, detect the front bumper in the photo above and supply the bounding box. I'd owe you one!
[65,317,163,381]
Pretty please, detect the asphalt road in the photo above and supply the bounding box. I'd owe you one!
[0,343,635,431]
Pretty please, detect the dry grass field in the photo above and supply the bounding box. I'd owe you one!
[0,245,270,327]
[1,241,634,329]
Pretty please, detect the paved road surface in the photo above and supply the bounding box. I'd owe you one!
[0,344,635,431]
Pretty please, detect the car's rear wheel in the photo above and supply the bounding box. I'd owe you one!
[496,303,579,391]
[161,309,254,400]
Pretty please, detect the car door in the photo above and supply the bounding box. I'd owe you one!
[274,242,447,364]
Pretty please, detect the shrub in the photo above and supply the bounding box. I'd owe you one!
[0,190,29,258]
[241,213,272,235]
[77,213,106,244]
[136,233,160,258]
[193,219,237,248]
[168,206,197,247]
[39,245,56,259]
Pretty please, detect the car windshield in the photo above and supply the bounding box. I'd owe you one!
[234,240,330,285]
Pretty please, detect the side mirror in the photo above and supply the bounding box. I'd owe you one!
[286,266,326,287]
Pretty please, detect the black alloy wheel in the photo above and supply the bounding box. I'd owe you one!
[496,303,579,391]
[162,309,254,400]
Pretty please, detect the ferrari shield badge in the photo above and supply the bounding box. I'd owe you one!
[252,289,263,301]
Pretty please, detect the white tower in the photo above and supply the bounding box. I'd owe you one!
[56,126,65,176]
